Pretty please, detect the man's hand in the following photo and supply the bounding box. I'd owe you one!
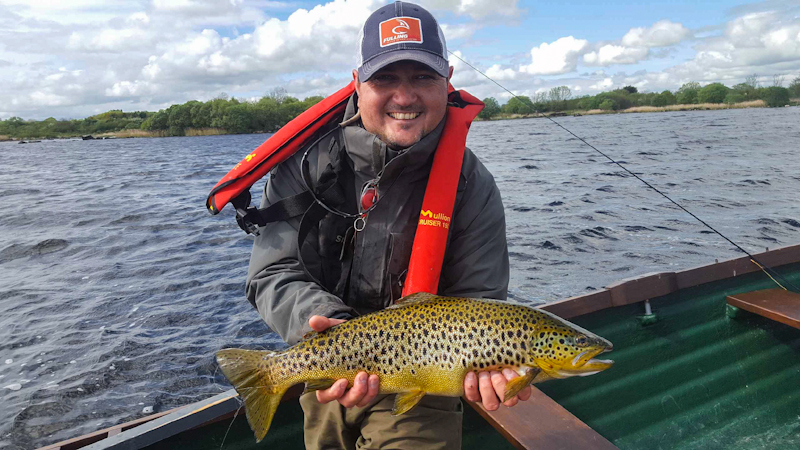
[463,369,532,410]
[308,315,380,407]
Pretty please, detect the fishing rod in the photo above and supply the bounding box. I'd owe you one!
[448,50,799,293]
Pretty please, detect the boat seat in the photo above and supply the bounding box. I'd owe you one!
[726,288,800,329]
[467,387,619,449]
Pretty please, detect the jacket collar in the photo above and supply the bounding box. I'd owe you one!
[341,93,445,180]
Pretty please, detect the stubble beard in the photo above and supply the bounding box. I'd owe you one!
[379,127,426,151]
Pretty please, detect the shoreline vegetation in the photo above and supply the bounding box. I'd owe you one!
[2,78,798,141]
[478,99,773,121]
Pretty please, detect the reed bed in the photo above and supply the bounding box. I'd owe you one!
[108,129,165,138]
[106,128,226,138]
[185,128,226,136]
[624,100,765,113]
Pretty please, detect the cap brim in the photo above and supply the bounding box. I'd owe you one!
[358,50,449,82]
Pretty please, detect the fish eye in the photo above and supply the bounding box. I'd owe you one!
[575,336,588,347]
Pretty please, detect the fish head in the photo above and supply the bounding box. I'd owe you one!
[528,310,613,380]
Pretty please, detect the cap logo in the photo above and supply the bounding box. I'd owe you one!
[379,17,422,47]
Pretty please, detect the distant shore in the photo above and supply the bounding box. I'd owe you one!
[2,99,797,142]
[477,99,798,121]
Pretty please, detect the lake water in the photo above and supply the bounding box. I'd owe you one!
[1,107,799,448]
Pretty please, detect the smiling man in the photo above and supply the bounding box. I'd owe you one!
[246,1,516,449]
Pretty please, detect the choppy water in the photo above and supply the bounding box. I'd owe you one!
[1,107,798,449]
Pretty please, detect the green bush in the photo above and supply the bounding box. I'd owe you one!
[676,82,701,104]
[502,96,533,115]
[578,96,599,110]
[599,99,616,110]
[724,92,746,104]
[652,91,676,107]
[789,76,800,98]
[761,87,790,107]
[478,97,501,119]
[698,83,729,103]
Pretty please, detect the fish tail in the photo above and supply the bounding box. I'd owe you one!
[215,348,290,442]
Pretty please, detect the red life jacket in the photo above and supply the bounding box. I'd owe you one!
[206,84,483,296]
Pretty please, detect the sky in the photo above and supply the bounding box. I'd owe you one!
[1,0,799,120]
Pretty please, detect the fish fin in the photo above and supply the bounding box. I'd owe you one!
[503,367,541,402]
[389,292,438,308]
[392,390,426,415]
[301,330,318,341]
[302,378,337,394]
[216,348,289,443]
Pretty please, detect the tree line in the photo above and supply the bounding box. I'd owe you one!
[478,74,800,120]
[0,110,150,140]
[139,89,323,136]
[2,77,798,140]
[0,88,323,139]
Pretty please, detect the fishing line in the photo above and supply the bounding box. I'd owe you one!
[448,50,799,293]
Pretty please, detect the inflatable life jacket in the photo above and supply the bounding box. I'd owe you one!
[206,84,483,296]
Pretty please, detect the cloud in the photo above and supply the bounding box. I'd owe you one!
[105,80,156,98]
[520,36,589,75]
[621,20,690,47]
[583,45,649,66]
[670,11,800,83]
[449,50,486,88]
[589,77,614,90]
[485,64,516,80]
[423,0,521,18]
[583,20,690,67]
[439,23,478,40]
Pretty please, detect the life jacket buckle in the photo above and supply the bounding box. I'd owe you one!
[232,191,261,236]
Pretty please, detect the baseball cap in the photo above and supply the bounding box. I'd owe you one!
[356,1,449,82]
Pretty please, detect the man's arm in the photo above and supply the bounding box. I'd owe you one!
[246,149,357,346]
[247,143,378,408]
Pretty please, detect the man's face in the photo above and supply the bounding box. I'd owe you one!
[353,60,453,150]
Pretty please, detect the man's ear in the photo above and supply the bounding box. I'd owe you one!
[447,66,454,80]
[352,69,360,97]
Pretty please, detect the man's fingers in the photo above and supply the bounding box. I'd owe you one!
[308,315,347,333]
[463,371,480,402]
[478,371,499,411]
[338,372,369,408]
[491,370,518,407]
[518,385,532,401]
[316,378,348,404]
[356,374,380,407]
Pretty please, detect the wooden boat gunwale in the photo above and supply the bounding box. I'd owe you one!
[38,243,800,450]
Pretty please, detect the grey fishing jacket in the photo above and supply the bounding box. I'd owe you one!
[246,94,509,345]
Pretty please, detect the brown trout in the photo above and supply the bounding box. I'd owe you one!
[216,292,613,441]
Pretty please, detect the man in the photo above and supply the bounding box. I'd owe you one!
[246,2,529,448]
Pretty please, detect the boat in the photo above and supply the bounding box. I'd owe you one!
[39,244,800,450]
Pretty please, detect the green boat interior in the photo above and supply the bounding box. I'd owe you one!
[539,261,800,450]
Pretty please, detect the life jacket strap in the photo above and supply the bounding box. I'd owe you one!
[231,189,315,235]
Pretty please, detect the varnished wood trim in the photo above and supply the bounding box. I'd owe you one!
[466,387,619,450]
[540,290,612,319]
